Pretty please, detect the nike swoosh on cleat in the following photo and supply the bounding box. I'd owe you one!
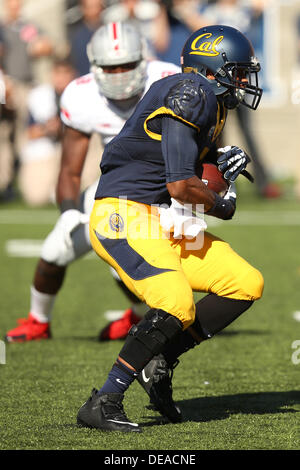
[142,370,150,383]
[107,419,139,427]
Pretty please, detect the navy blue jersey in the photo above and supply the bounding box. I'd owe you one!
[95,72,227,205]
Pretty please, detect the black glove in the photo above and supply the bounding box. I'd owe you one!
[205,193,236,220]
[217,146,251,183]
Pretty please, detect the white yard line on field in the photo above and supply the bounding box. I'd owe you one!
[2,209,300,258]
[1,209,300,226]
[5,239,96,259]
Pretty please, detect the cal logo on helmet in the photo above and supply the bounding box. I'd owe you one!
[190,33,224,57]
[181,25,263,109]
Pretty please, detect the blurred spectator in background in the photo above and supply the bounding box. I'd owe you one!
[199,0,281,198]
[0,70,17,201]
[101,0,167,57]
[68,0,104,76]
[0,0,53,84]
[17,59,76,206]
[0,0,54,202]
[64,0,83,39]
[152,0,208,66]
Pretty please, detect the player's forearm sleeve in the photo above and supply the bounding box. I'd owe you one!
[161,117,199,183]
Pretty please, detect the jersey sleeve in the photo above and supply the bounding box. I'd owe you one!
[161,116,199,183]
[60,81,92,135]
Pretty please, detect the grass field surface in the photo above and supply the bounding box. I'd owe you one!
[0,187,299,451]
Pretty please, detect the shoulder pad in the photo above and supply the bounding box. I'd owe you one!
[165,78,207,125]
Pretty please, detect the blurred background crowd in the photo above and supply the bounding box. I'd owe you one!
[0,0,300,206]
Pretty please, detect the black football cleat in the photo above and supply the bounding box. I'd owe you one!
[137,355,182,423]
[77,389,142,432]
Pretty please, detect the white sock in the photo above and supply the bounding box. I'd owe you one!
[29,286,55,323]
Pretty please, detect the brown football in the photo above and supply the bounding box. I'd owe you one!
[196,162,228,196]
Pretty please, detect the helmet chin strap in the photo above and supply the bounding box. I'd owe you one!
[222,91,240,109]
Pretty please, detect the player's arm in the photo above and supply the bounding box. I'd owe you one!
[163,117,235,220]
[56,125,90,211]
[163,119,215,211]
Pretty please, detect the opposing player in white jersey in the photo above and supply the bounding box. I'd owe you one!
[5,22,180,343]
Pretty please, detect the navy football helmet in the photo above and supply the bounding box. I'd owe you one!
[181,25,262,110]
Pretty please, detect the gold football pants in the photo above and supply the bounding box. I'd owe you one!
[90,198,264,329]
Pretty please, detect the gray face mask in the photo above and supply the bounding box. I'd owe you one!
[87,22,148,100]
[92,60,147,100]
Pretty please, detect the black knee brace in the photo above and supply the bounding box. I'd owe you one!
[119,309,183,372]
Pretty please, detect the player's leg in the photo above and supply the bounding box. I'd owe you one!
[5,221,91,342]
[141,232,264,387]
[136,292,255,422]
[77,198,196,431]
[5,183,96,343]
[181,230,264,333]
[137,231,264,420]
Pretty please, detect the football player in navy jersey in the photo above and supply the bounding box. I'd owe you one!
[77,25,264,432]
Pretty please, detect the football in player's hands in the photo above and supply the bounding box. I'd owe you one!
[196,162,229,197]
